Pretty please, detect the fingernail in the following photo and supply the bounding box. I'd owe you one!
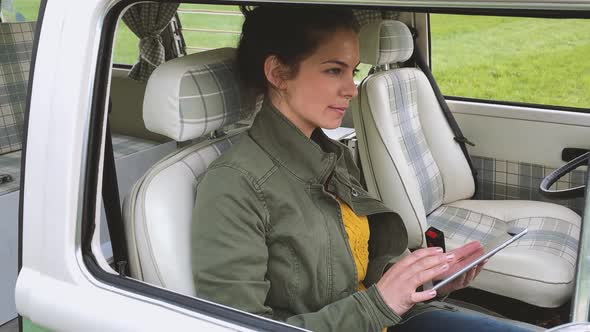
[429,290,437,297]
[435,247,443,253]
[483,259,490,264]
[446,253,455,261]
[440,264,449,270]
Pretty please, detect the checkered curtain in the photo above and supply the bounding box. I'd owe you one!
[122,3,179,82]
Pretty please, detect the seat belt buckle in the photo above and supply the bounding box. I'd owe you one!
[454,136,475,147]
[425,227,446,252]
[0,174,13,185]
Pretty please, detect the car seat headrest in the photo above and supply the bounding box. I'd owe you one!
[143,48,256,141]
[359,20,414,66]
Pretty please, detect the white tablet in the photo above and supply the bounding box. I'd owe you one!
[431,228,528,291]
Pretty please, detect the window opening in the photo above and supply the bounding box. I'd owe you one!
[177,4,243,54]
[430,14,590,109]
[0,0,41,22]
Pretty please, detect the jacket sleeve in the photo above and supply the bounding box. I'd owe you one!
[192,166,401,332]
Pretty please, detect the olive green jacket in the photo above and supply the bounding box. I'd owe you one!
[192,101,412,331]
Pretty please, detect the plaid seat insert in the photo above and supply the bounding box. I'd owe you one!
[0,22,36,155]
[384,69,444,214]
[428,205,579,267]
[0,134,163,196]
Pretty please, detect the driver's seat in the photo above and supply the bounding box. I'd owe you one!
[352,20,581,307]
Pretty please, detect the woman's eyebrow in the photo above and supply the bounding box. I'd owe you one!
[321,60,361,68]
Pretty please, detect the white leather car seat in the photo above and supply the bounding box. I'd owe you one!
[352,20,581,307]
[123,48,256,296]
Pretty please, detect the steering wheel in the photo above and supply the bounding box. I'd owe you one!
[540,151,590,199]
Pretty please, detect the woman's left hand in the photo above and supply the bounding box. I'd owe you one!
[434,241,487,296]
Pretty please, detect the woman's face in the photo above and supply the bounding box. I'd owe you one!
[269,28,360,137]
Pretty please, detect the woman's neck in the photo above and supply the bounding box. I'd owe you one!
[268,91,316,138]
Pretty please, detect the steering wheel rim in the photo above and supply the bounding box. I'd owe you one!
[539,151,590,199]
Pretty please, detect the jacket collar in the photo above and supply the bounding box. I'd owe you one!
[249,99,345,183]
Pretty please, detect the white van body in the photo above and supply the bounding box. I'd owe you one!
[8,0,590,331]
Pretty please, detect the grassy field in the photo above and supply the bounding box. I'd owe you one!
[113,4,243,66]
[5,1,590,109]
[430,14,590,108]
[114,8,590,109]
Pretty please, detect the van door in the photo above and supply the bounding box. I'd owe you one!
[14,0,295,330]
[0,0,41,326]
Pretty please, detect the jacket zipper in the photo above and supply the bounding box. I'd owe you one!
[324,178,358,297]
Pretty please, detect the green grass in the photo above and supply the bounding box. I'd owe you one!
[113,22,139,64]
[430,14,590,108]
[177,4,243,52]
[113,4,243,65]
[23,318,51,332]
[6,2,589,109]
[2,0,41,21]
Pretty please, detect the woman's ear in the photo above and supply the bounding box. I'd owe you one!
[264,55,287,91]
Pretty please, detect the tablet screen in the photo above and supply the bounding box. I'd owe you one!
[431,227,528,291]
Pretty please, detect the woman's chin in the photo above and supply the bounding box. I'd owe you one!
[322,120,344,130]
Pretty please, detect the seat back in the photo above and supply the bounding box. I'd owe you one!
[123,48,256,296]
[0,22,35,155]
[353,21,474,248]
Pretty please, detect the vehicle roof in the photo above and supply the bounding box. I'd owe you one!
[228,0,590,11]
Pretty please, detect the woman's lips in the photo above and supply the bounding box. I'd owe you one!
[328,106,347,114]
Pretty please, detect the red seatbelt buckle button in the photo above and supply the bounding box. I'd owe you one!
[425,227,446,253]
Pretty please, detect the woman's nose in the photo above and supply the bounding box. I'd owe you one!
[343,77,358,99]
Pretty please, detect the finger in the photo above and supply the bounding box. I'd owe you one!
[411,289,437,303]
[441,256,482,278]
[438,273,465,294]
[381,250,444,284]
[463,267,477,286]
[395,247,445,270]
[448,241,483,261]
[473,261,486,277]
[405,253,453,278]
[449,247,485,273]
[455,272,467,288]
[412,261,450,287]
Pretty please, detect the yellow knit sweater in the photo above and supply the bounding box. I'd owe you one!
[339,200,387,332]
[339,199,370,291]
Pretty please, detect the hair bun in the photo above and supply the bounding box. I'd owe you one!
[236,6,356,95]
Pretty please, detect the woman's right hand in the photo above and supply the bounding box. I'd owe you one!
[375,247,453,316]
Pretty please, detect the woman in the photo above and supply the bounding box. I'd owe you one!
[192,6,532,332]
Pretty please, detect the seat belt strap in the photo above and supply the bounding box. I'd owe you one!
[410,37,479,196]
[103,100,129,276]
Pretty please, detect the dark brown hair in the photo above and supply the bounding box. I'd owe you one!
[236,6,357,95]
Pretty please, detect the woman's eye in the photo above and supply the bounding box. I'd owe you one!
[326,68,342,75]
[353,69,360,76]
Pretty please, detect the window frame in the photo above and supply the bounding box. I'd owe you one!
[17,0,47,329]
[82,0,305,330]
[82,0,590,329]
